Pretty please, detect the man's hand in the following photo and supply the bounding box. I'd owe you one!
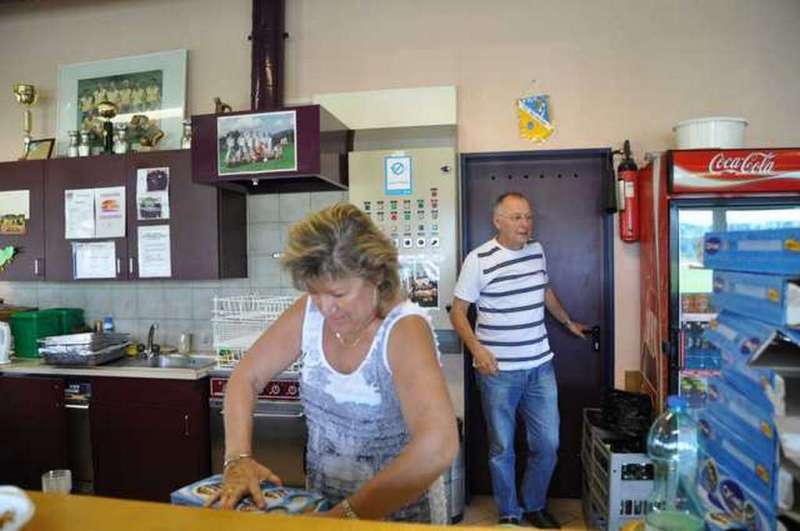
[566,320,589,340]
[471,344,499,375]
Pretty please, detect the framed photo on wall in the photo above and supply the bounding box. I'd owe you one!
[23,138,55,160]
[56,49,187,156]
[216,110,298,175]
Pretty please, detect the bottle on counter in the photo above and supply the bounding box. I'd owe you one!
[644,395,704,531]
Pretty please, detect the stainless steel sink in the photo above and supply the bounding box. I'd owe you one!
[111,355,217,370]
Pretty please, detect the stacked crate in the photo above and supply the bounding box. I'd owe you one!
[581,408,653,530]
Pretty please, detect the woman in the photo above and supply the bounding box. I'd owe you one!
[210,203,458,522]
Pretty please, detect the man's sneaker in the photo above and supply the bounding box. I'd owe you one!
[524,509,561,529]
[497,516,522,527]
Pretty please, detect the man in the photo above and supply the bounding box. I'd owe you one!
[450,192,587,528]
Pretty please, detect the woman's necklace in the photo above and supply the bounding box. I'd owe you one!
[333,316,377,348]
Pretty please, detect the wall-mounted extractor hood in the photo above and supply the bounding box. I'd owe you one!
[190,104,351,193]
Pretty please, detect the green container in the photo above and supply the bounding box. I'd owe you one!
[41,307,86,334]
[9,310,61,358]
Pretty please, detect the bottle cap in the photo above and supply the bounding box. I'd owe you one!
[667,395,687,411]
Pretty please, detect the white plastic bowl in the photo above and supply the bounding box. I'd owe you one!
[673,117,748,149]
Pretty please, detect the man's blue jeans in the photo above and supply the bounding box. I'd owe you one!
[477,362,560,520]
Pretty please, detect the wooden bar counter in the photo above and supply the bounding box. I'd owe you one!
[25,491,481,531]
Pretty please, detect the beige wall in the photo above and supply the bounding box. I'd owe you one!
[2,0,800,387]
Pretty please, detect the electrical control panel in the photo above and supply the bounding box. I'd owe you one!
[348,148,458,330]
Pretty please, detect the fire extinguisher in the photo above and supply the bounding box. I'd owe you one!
[617,139,639,242]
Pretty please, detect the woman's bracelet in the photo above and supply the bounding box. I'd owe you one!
[223,453,252,470]
[341,497,360,519]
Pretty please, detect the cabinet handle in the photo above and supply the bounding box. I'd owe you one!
[34,258,39,276]
[129,257,135,275]
[116,258,121,275]
[184,414,190,437]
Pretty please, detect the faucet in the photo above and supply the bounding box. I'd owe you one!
[145,323,159,358]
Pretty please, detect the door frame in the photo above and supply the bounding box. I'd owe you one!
[459,148,616,498]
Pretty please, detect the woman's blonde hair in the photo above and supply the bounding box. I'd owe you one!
[281,203,402,317]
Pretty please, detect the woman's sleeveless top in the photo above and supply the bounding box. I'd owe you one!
[300,297,447,523]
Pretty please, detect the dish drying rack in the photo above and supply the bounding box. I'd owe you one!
[212,295,297,368]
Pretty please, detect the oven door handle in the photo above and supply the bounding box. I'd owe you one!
[252,410,305,419]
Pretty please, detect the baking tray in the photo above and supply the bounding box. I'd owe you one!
[40,342,130,367]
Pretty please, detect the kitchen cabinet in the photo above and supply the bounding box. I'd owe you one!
[125,150,247,280]
[0,375,68,489]
[5,149,246,282]
[0,160,46,280]
[90,376,210,502]
[44,156,128,281]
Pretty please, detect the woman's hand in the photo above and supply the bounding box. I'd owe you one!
[205,457,283,510]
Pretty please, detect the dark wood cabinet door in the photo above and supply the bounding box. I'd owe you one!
[45,156,128,281]
[90,377,210,502]
[0,375,68,489]
[125,150,225,280]
[0,160,46,280]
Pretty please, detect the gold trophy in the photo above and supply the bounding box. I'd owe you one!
[12,83,38,158]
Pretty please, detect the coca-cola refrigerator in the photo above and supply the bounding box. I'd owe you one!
[638,148,800,410]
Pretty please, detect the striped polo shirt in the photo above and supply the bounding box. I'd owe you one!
[453,238,552,371]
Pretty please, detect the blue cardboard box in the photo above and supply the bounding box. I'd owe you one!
[171,474,331,514]
[696,445,777,531]
[704,228,800,275]
[696,408,779,504]
[711,270,800,328]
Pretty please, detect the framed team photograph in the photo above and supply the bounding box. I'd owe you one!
[56,49,187,155]
[216,110,297,175]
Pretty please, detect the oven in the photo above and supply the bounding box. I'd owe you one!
[209,374,306,488]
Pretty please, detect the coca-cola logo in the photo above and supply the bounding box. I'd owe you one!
[709,152,776,175]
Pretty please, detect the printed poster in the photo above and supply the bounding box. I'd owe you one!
[73,241,116,279]
[137,167,170,220]
[65,189,96,239]
[138,225,171,278]
[399,255,440,308]
[384,155,412,196]
[94,186,126,238]
[0,190,30,235]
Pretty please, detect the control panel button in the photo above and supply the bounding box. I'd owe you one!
[430,237,440,248]
[392,238,400,247]
[402,238,413,248]
[416,237,426,248]
[363,201,371,211]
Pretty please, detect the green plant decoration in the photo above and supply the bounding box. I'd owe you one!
[0,246,17,271]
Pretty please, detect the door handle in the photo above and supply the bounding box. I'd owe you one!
[590,326,601,352]
[184,414,190,436]
[129,257,135,276]
[116,258,121,276]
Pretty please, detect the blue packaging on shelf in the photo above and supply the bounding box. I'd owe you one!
[705,377,778,463]
[703,228,800,275]
[170,474,331,514]
[711,269,800,328]
[696,408,778,504]
[696,445,777,531]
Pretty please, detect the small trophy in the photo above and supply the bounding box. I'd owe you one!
[113,123,129,154]
[78,130,91,157]
[12,83,38,158]
[96,100,118,154]
[67,130,80,158]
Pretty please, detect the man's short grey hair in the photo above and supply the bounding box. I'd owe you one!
[493,192,530,216]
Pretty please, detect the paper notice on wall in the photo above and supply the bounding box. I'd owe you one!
[137,167,170,221]
[73,241,117,279]
[0,190,30,235]
[384,155,412,195]
[399,255,440,308]
[95,186,126,238]
[65,189,96,239]
[138,225,171,278]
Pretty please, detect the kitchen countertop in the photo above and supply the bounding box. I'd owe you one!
[24,491,476,531]
[0,356,217,381]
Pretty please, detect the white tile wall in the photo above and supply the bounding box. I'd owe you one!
[1,192,339,345]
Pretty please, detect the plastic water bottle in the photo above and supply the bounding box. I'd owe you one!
[103,314,114,333]
[644,395,704,531]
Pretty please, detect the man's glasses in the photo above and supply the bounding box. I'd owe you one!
[501,214,533,223]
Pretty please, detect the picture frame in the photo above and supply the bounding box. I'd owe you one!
[23,138,55,160]
[216,110,298,175]
[56,49,187,156]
